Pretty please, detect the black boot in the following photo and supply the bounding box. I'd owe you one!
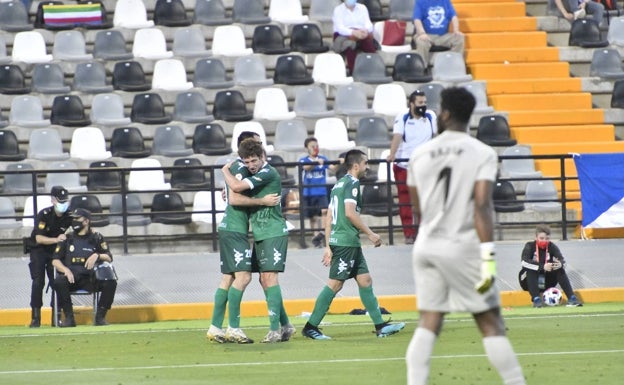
[61,311,76,328]
[29,307,41,328]
[95,307,109,326]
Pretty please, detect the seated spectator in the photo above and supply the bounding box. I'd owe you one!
[332,0,378,74]
[520,224,582,308]
[552,0,604,26]
[411,0,465,65]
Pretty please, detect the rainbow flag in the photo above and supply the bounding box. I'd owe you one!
[43,4,102,26]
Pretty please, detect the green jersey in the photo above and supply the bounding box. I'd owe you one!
[328,174,361,247]
[218,160,251,234]
[246,163,289,241]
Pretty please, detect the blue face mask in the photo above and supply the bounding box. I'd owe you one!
[54,201,69,214]
[345,0,357,6]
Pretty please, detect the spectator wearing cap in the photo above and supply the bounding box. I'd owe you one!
[386,90,437,244]
[52,208,117,327]
[27,186,72,327]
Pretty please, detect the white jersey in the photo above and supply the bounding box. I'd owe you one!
[407,130,497,244]
[392,109,437,169]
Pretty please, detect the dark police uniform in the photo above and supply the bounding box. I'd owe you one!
[52,231,117,323]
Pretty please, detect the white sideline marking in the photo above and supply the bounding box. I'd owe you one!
[1,350,623,375]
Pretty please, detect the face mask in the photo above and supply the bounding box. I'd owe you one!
[536,240,549,249]
[345,0,356,6]
[71,219,85,233]
[54,202,69,214]
[312,147,319,157]
[414,105,427,117]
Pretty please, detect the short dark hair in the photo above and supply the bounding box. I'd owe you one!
[535,224,551,235]
[344,149,367,170]
[304,137,318,148]
[409,89,426,104]
[237,131,260,146]
[439,87,476,125]
[238,138,264,159]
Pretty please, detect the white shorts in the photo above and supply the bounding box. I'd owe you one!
[412,238,500,313]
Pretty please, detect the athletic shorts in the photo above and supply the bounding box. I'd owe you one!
[328,246,370,281]
[251,235,288,272]
[219,231,252,274]
[412,237,500,314]
[302,195,328,219]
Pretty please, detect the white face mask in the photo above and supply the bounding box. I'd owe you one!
[54,201,69,213]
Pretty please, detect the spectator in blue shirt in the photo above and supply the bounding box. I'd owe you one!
[412,0,465,65]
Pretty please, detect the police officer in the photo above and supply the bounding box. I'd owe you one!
[28,186,72,328]
[52,208,117,327]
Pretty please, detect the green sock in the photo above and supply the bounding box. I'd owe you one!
[211,288,228,328]
[280,302,290,326]
[359,285,384,325]
[308,286,336,327]
[265,285,284,331]
[227,287,244,328]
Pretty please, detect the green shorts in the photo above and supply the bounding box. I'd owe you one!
[328,246,369,281]
[219,231,252,274]
[251,235,288,272]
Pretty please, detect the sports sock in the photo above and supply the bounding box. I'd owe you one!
[308,285,335,327]
[359,285,384,325]
[406,327,436,385]
[265,285,284,331]
[210,288,228,328]
[227,287,243,328]
[483,336,526,385]
[279,302,290,326]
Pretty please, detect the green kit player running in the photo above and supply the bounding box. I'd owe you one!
[302,149,406,340]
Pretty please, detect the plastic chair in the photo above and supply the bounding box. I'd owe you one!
[154,0,191,27]
[293,85,333,118]
[194,0,232,25]
[192,123,232,155]
[173,27,211,58]
[290,23,330,54]
[334,84,375,117]
[170,157,210,188]
[500,145,543,179]
[113,0,154,28]
[234,55,274,86]
[611,78,624,108]
[0,130,26,161]
[152,59,193,91]
[372,83,407,117]
[476,115,517,147]
[0,65,30,94]
[0,0,33,32]
[70,126,112,160]
[607,16,624,46]
[269,0,309,24]
[173,92,214,123]
[132,28,173,59]
[274,55,314,85]
[69,195,109,227]
[193,58,234,89]
[0,108,6,128]
[110,193,151,226]
[131,93,172,124]
[110,127,151,158]
[212,90,253,122]
[152,125,194,157]
[53,31,93,61]
[389,0,415,21]
[463,82,494,114]
[314,118,356,151]
[50,95,91,127]
[44,161,88,193]
[212,155,237,188]
[128,158,171,191]
[432,52,473,83]
[569,18,608,48]
[274,119,309,151]
[151,192,191,224]
[32,63,71,94]
[252,24,291,54]
[0,197,22,229]
[11,31,53,63]
[525,179,561,212]
[309,0,340,22]
[373,21,411,53]
[90,93,132,126]
[87,161,122,191]
[253,88,296,120]
[493,180,525,213]
[4,163,35,194]
[312,52,354,86]
[356,117,391,148]
[73,62,113,93]
[361,183,398,216]
[10,96,51,128]
[0,36,9,64]
[212,25,253,56]
[418,83,444,113]
[392,53,432,83]
[590,48,624,79]
[192,190,226,223]
[233,0,271,24]
[352,53,393,84]
[23,195,53,227]
[376,149,394,182]
[231,121,272,152]
[93,30,133,60]
[361,0,387,22]
[112,61,151,92]
[267,153,295,186]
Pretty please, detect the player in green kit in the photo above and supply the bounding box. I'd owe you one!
[222,138,294,343]
[302,149,406,340]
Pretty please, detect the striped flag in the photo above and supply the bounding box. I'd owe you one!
[43,4,102,26]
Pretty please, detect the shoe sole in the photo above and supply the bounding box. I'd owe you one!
[302,331,331,340]
[377,323,406,338]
